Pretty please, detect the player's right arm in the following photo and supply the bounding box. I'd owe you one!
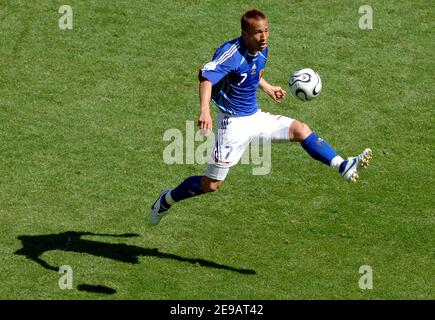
[198,41,238,133]
[198,77,213,134]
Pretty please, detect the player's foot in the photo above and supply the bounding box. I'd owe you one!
[339,148,373,182]
[149,188,171,225]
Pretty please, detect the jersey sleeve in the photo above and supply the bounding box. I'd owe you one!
[200,45,238,85]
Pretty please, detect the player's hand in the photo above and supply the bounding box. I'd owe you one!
[198,112,213,135]
[268,86,286,102]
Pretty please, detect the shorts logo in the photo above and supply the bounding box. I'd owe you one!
[221,117,229,130]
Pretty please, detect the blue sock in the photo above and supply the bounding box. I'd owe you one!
[170,175,204,203]
[301,133,338,166]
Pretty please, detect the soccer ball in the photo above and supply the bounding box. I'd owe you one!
[289,68,322,101]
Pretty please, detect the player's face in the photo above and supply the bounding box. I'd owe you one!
[242,18,269,53]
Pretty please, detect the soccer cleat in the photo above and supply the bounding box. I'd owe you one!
[340,148,373,182]
[149,188,171,225]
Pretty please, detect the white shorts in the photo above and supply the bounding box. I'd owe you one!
[205,109,294,180]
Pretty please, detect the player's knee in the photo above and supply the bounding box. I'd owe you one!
[207,182,221,193]
[290,120,312,142]
[200,176,223,193]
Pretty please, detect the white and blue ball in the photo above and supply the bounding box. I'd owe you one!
[289,68,322,101]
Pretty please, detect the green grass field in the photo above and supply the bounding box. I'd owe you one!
[0,0,433,299]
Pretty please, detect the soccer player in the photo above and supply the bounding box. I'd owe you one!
[149,9,372,225]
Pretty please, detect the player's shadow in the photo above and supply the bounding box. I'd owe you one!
[14,231,256,276]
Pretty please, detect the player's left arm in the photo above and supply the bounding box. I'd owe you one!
[259,77,286,102]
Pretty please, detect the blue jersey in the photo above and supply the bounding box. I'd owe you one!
[201,37,268,116]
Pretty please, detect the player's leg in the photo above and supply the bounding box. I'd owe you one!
[149,174,225,226]
[259,111,372,182]
[160,166,226,208]
[258,112,328,158]
[288,120,372,181]
[288,120,342,167]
